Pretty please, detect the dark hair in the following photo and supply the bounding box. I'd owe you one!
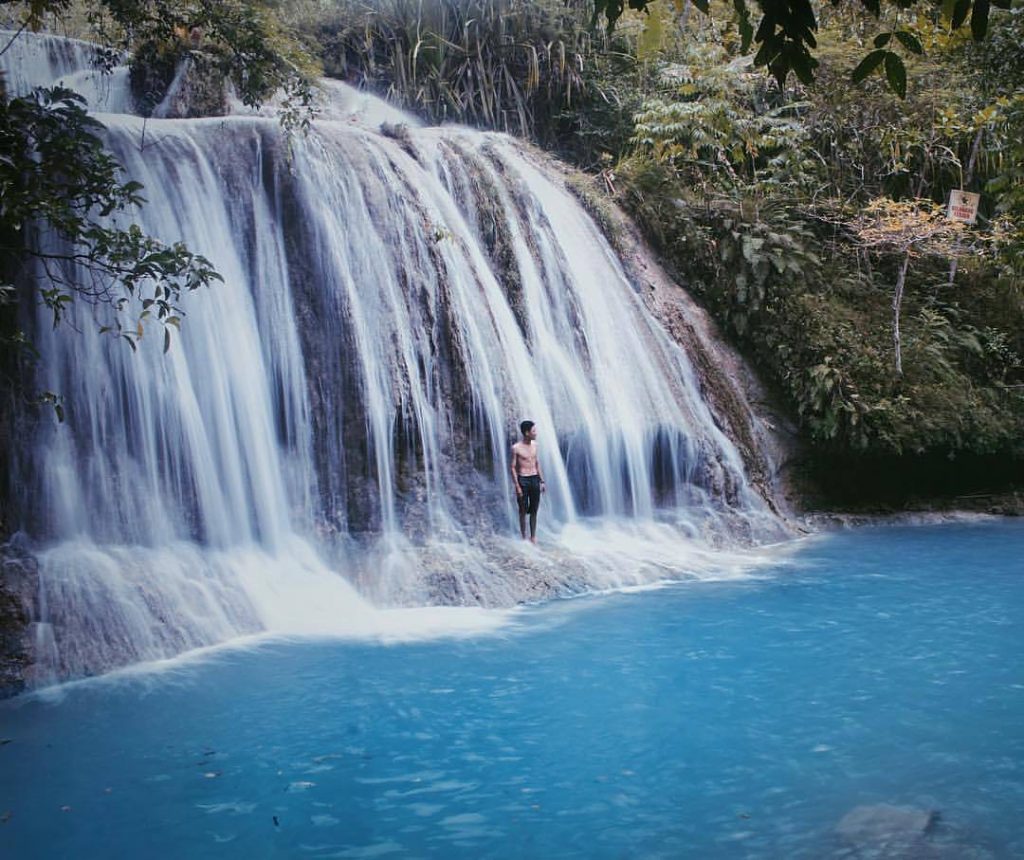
[520,420,535,436]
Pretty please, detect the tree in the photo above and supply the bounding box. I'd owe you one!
[0,86,222,354]
[593,0,1013,97]
[4,0,316,111]
[850,199,966,376]
[0,0,316,412]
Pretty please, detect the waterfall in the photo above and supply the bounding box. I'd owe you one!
[2,31,787,685]
[0,29,133,112]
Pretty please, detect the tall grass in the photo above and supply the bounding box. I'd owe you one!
[306,0,629,152]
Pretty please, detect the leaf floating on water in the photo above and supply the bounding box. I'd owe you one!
[287,781,316,793]
[60,805,72,813]
[1,811,11,823]
[0,739,11,745]
[203,771,221,779]
[272,815,280,827]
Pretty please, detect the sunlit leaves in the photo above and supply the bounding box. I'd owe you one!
[851,198,966,257]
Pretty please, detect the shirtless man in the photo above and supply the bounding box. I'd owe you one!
[511,420,545,543]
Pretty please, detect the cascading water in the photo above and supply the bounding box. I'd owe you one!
[0,29,133,112]
[2,31,788,686]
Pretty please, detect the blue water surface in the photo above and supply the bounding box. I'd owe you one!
[2,521,1023,859]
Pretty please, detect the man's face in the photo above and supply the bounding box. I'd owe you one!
[526,426,537,441]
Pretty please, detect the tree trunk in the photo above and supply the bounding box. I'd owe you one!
[948,126,984,287]
[893,250,911,376]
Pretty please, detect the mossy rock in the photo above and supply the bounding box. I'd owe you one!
[130,37,228,118]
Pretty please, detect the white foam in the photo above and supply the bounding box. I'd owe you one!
[15,602,514,704]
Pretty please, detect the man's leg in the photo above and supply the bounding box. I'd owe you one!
[517,488,528,539]
[528,482,540,542]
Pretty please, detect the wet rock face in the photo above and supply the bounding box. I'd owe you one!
[130,40,227,118]
[0,543,37,698]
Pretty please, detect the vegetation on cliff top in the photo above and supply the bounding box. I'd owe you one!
[3,0,1023,474]
[616,3,1024,460]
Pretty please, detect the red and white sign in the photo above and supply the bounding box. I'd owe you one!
[947,190,980,224]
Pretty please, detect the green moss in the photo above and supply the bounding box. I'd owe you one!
[130,37,228,118]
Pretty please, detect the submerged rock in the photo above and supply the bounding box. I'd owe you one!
[833,804,997,859]
[837,803,938,846]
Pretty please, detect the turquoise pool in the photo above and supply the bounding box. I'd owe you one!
[2,521,1022,858]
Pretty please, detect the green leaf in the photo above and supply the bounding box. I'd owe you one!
[894,31,923,55]
[884,51,907,98]
[734,0,754,52]
[873,32,892,48]
[852,49,887,83]
[789,48,818,85]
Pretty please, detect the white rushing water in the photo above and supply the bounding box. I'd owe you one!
[3,31,788,684]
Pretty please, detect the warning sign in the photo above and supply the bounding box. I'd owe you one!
[947,190,980,224]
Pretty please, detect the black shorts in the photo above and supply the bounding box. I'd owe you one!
[517,475,542,514]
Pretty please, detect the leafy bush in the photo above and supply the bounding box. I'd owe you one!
[617,157,1024,458]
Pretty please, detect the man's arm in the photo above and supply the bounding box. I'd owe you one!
[536,445,546,490]
[511,446,522,495]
